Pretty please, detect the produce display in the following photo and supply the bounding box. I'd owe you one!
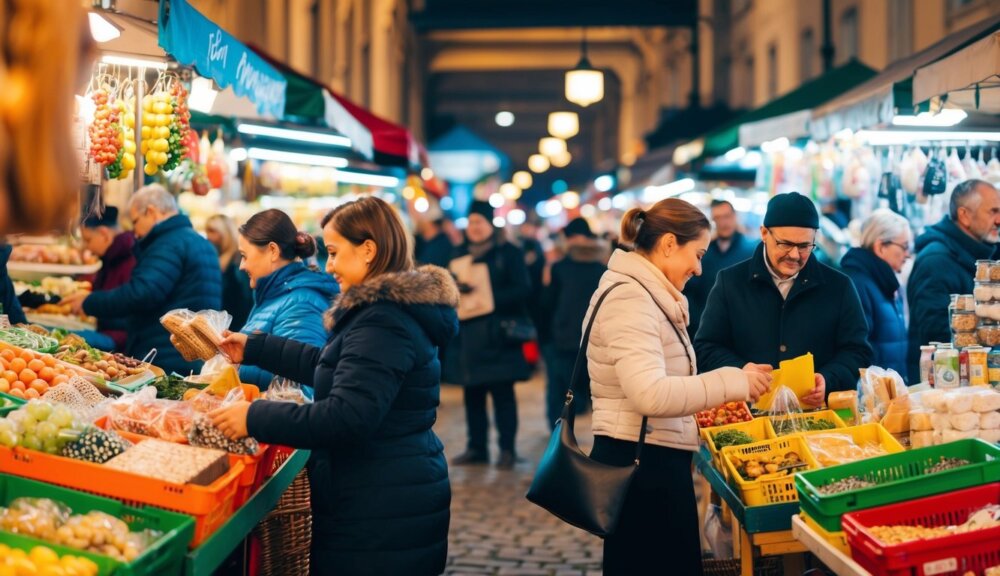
[771,416,837,436]
[803,433,891,467]
[87,86,122,169]
[42,379,107,411]
[696,402,752,428]
[104,439,229,486]
[0,497,156,562]
[0,401,82,454]
[0,544,100,576]
[711,429,754,449]
[867,505,999,545]
[913,388,1000,447]
[139,77,190,176]
[151,374,189,401]
[188,414,259,456]
[0,328,58,353]
[106,394,192,443]
[728,451,804,480]
[924,456,971,474]
[9,246,98,267]
[60,428,132,464]
[0,348,74,399]
[816,475,878,495]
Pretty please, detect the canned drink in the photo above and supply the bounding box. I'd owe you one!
[968,347,990,386]
[934,344,960,389]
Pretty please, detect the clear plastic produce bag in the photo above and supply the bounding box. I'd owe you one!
[266,376,311,404]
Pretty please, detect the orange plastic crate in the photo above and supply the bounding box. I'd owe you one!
[0,441,243,547]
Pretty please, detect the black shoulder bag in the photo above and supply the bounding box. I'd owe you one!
[525,277,696,537]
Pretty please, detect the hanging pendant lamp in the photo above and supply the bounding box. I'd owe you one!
[565,29,604,107]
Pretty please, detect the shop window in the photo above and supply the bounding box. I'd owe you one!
[889,0,913,60]
[800,28,814,82]
[744,55,755,107]
[767,43,778,99]
[839,7,858,64]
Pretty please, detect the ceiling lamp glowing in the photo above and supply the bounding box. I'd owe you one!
[565,30,604,107]
[548,111,580,139]
[512,170,533,190]
[500,183,522,201]
[528,154,550,173]
[550,150,572,168]
[540,137,567,158]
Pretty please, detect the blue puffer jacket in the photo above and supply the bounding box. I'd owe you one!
[841,247,908,380]
[239,262,339,389]
[83,214,222,374]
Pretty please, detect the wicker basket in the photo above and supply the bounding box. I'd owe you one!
[702,557,782,576]
[251,449,312,576]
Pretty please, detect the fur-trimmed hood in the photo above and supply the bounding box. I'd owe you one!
[325,265,460,346]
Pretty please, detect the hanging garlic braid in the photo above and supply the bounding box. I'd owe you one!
[0,0,93,233]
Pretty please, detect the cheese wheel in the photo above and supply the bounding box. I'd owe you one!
[942,429,979,443]
[922,389,947,412]
[980,411,1000,430]
[972,390,1000,413]
[828,391,857,411]
[910,430,935,449]
[910,411,934,431]
[946,393,974,415]
[931,413,954,431]
[950,412,980,432]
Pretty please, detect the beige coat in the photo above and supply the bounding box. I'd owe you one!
[587,250,749,451]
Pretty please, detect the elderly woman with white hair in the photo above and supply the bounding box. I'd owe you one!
[63,184,222,373]
[840,209,913,380]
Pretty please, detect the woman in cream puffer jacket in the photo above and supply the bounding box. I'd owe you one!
[585,199,770,576]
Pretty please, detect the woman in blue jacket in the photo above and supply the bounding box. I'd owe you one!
[841,209,912,380]
[235,209,339,389]
[211,197,458,575]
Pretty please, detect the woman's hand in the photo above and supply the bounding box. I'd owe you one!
[210,401,251,440]
[742,364,773,403]
[217,330,248,364]
[801,373,826,408]
[60,292,88,315]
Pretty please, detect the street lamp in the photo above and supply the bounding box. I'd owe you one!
[565,30,604,107]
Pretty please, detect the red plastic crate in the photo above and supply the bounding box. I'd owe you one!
[842,483,1000,576]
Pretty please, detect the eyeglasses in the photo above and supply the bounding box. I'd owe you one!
[884,241,912,254]
[766,228,816,254]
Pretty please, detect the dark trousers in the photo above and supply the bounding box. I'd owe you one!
[544,345,590,430]
[590,435,703,576]
[463,381,517,454]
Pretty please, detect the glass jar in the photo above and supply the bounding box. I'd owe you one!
[977,260,992,282]
[975,282,994,303]
[955,294,976,312]
[919,345,936,385]
[991,262,1000,282]
[953,331,980,348]
[978,325,1000,347]
[952,310,978,332]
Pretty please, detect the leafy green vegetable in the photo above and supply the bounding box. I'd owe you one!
[0,327,58,352]
[712,429,754,448]
[153,374,192,400]
[772,417,836,436]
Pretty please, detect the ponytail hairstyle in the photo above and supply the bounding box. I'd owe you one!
[239,209,317,261]
[619,198,710,253]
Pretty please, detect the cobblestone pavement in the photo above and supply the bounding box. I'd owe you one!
[434,375,604,576]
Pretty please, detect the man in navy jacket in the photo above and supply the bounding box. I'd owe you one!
[695,192,873,402]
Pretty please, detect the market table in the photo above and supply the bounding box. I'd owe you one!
[695,447,807,576]
[185,448,310,576]
[791,515,870,576]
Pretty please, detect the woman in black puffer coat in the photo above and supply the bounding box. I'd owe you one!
[212,197,459,576]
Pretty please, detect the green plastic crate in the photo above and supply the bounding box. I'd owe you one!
[0,473,194,575]
[795,439,1000,532]
[0,531,120,575]
[0,392,25,417]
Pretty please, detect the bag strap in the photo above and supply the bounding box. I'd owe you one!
[566,281,648,464]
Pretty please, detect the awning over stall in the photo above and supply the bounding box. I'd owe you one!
[810,13,1000,140]
[913,31,1000,114]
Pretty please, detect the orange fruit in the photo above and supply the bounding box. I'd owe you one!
[2,370,17,383]
[24,388,39,399]
[19,351,34,363]
[27,359,45,373]
[0,349,14,362]
[51,375,69,386]
[42,355,56,367]
[37,367,55,383]
[8,388,25,399]
[9,380,24,392]
[18,369,37,383]
[9,358,26,374]
[29,380,47,395]
[0,379,8,393]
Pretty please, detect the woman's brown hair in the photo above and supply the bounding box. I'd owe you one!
[239,209,317,261]
[321,196,414,277]
[620,198,710,253]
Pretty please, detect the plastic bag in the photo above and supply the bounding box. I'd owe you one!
[105,386,193,442]
[804,432,889,467]
[859,366,907,424]
[765,387,808,436]
[0,497,71,541]
[188,387,260,455]
[703,503,733,559]
[160,308,232,362]
[266,376,311,404]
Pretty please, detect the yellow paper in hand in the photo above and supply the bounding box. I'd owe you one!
[752,353,815,411]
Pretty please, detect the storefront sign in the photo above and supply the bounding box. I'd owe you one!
[159,0,286,118]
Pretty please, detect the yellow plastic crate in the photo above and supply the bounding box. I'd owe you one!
[721,435,820,506]
[699,418,771,479]
[799,423,905,468]
[766,409,847,437]
[800,510,850,555]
